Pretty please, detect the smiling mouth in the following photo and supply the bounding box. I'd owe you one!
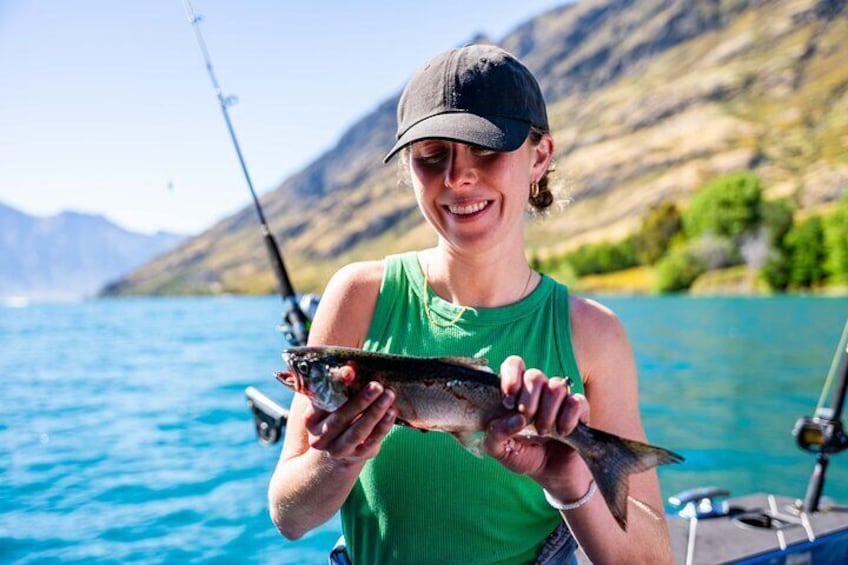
[445,200,492,217]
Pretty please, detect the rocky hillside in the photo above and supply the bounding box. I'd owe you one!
[106,0,848,296]
[0,202,184,300]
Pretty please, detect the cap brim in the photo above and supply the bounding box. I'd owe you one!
[383,113,531,163]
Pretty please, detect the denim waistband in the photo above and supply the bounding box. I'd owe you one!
[534,522,578,565]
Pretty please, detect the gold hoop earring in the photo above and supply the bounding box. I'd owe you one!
[530,181,540,199]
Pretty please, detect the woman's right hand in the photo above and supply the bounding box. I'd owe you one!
[302,366,397,465]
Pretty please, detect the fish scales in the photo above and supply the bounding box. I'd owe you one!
[276,345,684,530]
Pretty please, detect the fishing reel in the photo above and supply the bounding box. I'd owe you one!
[278,293,319,347]
[793,409,848,455]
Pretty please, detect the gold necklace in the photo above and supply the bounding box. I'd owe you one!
[421,259,536,328]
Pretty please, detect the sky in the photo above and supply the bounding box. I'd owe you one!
[0,0,566,235]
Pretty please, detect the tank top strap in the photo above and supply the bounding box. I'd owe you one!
[366,252,412,348]
[552,282,583,394]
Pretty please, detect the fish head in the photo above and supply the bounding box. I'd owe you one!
[277,347,356,412]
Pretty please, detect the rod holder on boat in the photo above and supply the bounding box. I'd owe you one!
[669,486,731,519]
[246,386,289,446]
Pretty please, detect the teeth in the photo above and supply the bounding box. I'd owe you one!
[448,201,488,215]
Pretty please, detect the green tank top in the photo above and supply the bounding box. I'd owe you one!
[342,251,584,565]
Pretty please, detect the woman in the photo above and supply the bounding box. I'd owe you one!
[268,44,672,564]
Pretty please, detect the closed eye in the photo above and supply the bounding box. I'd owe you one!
[469,145,496,157]
[412,151,448,165]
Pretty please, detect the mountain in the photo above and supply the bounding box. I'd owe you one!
[0,202,185,300]
[106,0,848,296]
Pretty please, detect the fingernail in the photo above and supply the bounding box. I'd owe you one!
[502,394,515,409]
[366,382,382,397]
[507,414,524,429]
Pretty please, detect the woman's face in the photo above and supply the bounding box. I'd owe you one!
[408,136,552,253]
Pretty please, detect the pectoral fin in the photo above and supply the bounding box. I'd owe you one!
[450,431,486,457]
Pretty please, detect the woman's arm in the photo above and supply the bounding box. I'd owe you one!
[267,260,393,540]
[485,296,672,564]
[561,296,671,563]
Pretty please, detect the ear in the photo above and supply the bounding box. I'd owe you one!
[529,133,554,181]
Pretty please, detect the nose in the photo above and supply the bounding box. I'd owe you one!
[444,144,478,190]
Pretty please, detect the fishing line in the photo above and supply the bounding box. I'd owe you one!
[182,0,309,345]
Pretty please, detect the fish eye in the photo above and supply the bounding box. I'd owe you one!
[297,360,310,375]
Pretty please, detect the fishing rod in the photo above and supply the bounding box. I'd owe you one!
[794,319,848,512]
[183,0,313,444]
[182,0,310,347]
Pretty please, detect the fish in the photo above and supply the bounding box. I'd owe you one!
[275,345,684,529]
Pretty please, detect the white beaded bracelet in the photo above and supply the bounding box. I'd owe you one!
[543,480,598,511]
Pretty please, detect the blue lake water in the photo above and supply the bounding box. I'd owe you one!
[1,295,847,563]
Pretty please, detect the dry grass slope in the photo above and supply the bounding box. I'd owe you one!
[105,0,848,296]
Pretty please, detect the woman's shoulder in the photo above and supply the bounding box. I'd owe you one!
[568,294,622,334]
[567,294,631,384]
[321,260,386,317]
[329,260,385,291]
[308,260,385,347]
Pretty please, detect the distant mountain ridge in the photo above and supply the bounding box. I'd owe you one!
[107,0,848,296]
[0,202,185,300]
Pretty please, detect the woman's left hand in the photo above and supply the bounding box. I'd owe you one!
[483,355,593,495]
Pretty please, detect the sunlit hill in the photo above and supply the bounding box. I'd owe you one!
[103,0,848,296]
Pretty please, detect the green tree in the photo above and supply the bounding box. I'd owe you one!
[633,202,683,265]
[762,253,791,291]
[683,172,762,241]
[785,216,826,288]
[565,239,637,276]
[655,244,708,292]
[760,199,794,291]
[823,197,848,284]
[761,199,794,244]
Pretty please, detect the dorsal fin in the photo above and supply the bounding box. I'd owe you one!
[438,356,492,372]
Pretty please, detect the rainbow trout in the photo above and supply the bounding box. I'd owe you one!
[276,346,683,529]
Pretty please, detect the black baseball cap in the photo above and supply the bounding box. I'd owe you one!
[384,44,549,163]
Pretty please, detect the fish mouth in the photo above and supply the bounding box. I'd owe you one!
[275,371,302,393]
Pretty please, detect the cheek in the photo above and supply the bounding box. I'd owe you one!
[409,174,440,213]
[410,160,446,189]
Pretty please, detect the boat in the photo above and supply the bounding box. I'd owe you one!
[659,320,848,565]
[247,313,848,564]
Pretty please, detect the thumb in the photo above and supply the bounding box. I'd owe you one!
[483,413,526,459]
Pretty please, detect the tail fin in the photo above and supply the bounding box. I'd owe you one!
[569,423,684,530]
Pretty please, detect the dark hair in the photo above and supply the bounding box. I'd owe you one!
[528,126,556,212]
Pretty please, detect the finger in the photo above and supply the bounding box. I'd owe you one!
[312,381,384,438]
[499,356,525,409]
[516,368,546,419]
[353,407,397,458]
[535,377,568,436]
[303,403,331,436]
[556,393,589,436]
[325,390,396,456]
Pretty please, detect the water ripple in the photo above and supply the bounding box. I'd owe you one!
[2,296,846,562]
